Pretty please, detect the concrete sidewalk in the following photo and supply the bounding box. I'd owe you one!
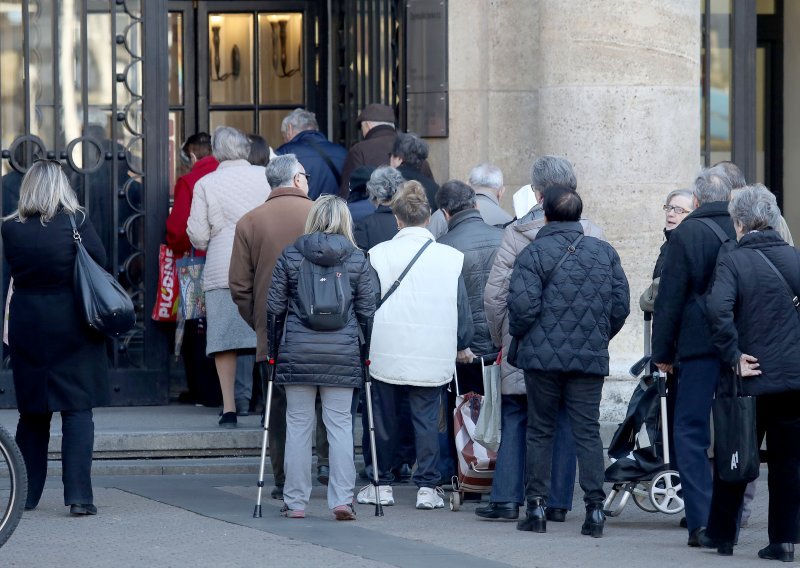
[0,471,782,568]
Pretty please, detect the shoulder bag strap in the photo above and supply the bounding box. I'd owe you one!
[305,139,342,187]
[753,249,800,311]
[68,212,82,244]
[542,234,583,289]
[377,239,433,309]
[695,217,729,243]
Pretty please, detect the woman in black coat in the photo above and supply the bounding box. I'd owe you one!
[703,185,800,561]
[267,195,375,520]
[354,165,404,251]
[2,160,108,515]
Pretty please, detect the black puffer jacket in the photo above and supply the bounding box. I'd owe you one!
[354,205,398,251]
[651,202,736,363]
[438,209,503,356]
[507,222,630,376]
[267,232,375,387]
[707,230,800,396]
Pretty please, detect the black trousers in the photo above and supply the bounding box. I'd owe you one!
[524,371,605,506]
[16,409,94,507]
[707,391,800,544]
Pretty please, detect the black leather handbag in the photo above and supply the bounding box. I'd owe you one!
[69,214,136,337]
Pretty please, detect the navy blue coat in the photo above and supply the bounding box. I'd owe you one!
[707,230,800,396]
[651,202,736,363]
[267,232,375,387]
[507,222,630,376]
[276,130,347,200]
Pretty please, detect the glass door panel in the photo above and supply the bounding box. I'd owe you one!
[258,13,304,105]
[209,13,254,105]
[259,109,288,149]
[168,12,184,106]
[210,110,254,135]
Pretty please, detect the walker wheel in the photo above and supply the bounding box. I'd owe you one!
[632,482,658,513]
[649,470,684,514]
[449,491,461,512]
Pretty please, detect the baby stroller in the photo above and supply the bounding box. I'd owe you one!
[603,312,684,517]
[449,355,498,511]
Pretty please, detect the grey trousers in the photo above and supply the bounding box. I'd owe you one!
[235,353,255,410]
[284,385,355,511]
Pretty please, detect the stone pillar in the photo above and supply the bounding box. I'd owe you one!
[535,0,700,418]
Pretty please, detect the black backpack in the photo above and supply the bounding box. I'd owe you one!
[295,259,352,331]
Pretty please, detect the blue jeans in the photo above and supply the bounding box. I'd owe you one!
[372,380,441,488]
[491,394,576,508]
[674,357,721,533]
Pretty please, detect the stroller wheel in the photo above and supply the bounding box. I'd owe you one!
[632,482,658,513]
[449,492,461,512]
[649,470,684,515]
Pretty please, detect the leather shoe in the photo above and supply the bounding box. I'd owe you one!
[517,498,546,533]
[758,543,794,562]
[317,465,330,485]
[688,526,707,547]
[546,507,567,522]
[580,504,605,538]
[475,502,519,521]
[270,485,284,500]
[69,504,97,516]
[697,529,733,556]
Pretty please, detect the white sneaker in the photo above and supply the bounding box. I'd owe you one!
[416,487,445,510]
[357,484,394,506]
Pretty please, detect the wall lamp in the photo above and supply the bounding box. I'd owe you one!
[210,15,241,82]
[267,15,300,78]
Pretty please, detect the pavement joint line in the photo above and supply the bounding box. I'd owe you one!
[97,474,514,568]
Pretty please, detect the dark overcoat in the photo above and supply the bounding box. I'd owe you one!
[2,211,109,412]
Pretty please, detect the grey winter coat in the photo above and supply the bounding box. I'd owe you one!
[267,232,375,387]
[483,204,605,394]
[438,209,503,357]
[507,220,629,377]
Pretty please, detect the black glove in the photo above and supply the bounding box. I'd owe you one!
[267,313,285,363]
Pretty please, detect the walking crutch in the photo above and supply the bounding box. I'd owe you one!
[360,319,384,517]
[254,314,282,518]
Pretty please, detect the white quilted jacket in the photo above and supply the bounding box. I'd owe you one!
[187,159,270,291]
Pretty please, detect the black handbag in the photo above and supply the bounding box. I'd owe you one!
[713,363,760,483]
[69,214,136,337]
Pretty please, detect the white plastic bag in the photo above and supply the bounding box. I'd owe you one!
[474,359,501,451]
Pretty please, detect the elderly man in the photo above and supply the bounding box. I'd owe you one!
[480,156,603,522]
[338,104,399,197]
[652,167,735,546]
[276,108,347,200]
[509,185,630,537]
[469,163,513,228]
[228,154,320,499]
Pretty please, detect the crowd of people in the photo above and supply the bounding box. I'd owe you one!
[2,102,798,563]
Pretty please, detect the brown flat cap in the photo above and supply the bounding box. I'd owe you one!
[356,103,396,126]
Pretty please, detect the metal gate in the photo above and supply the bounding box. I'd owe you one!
[0,0,170,407]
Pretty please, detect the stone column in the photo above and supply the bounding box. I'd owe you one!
[535,0,700,418]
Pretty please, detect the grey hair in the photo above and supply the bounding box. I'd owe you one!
[366,166,405,205]
[211,126,251,162]
[468,163,503,191]
[391,132,428,168]
[665,188,694,206]
[304,195,356,246]
[530,155,577,194]
[11,160,82,224]
[280,108,319,138]
[728,183,779,233]
[693,167,732,205]
[265,154,302,188]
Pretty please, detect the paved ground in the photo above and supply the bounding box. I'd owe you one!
[1,470,789,568]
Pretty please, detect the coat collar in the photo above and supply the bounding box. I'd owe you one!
[475,190,500,206]
[446,208,483,231]
[216,159,253,170]
[266,186,310,202]
[364,124,396,140]
[685,200,730,219]
[393,226,434,241]
[535,221,585,239]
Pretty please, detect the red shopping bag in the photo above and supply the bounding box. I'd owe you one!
[151,244,179,322]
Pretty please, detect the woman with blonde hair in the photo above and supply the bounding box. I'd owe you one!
[2,160,108,515]
[267,195,375,520]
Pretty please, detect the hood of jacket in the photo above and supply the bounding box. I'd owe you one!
[513,203,546,240]
[294,232,355,267]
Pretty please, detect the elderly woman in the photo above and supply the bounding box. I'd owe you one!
[702,185,800,561]
[2,160,107,515]
[389,133,438,210]
[357,181,473,510]
[267,196,375,520]
[187,126,271,427]
[353,165,405,250]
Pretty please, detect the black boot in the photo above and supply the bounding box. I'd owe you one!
[758,543,794,562]
[580,503,606,538]
[516,498,546,533]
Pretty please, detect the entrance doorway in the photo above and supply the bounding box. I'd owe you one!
[166,1,324,190]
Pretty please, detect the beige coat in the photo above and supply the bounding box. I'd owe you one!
[228,186,313,362]
[483,204,606,394]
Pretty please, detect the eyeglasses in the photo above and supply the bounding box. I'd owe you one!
[297,172,311,181]
[663,204,691,215]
